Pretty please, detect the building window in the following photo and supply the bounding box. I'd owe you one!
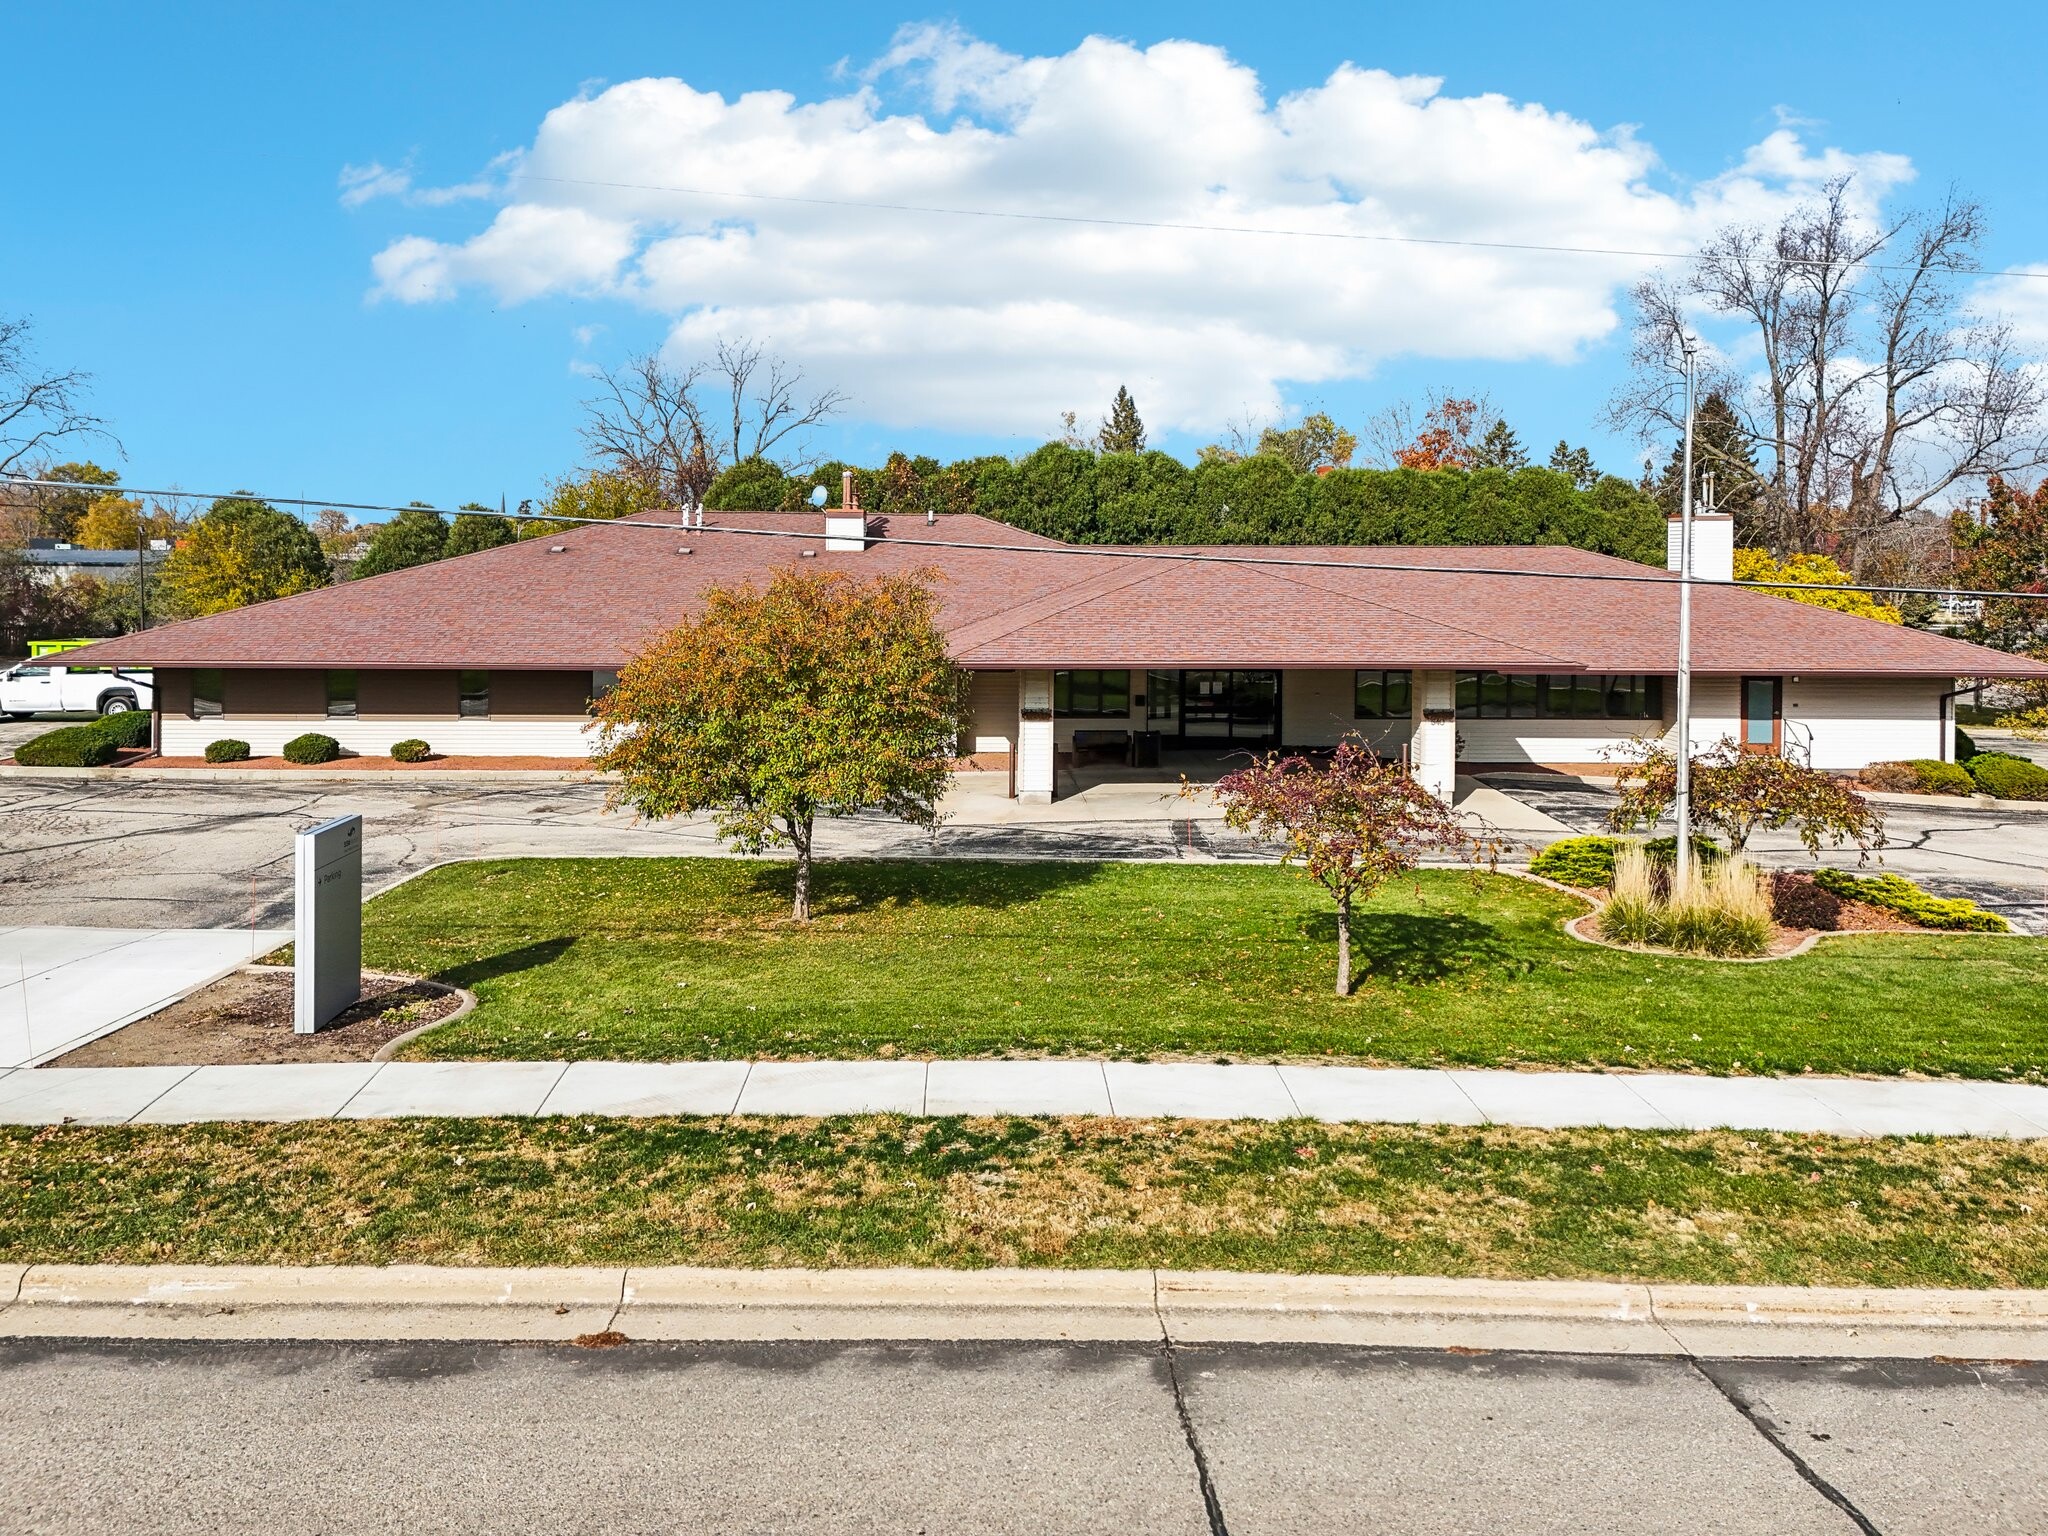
[1145,670,1179,722]
[1053,669,1130,718]
[590,669,619,705]
[325,669,357,718]
[1353,669,1413,720]
[191,668,224,719]
[1455,672,1662,720]
[458,669,490,719]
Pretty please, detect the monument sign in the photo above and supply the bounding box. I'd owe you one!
[294,813,362,1033]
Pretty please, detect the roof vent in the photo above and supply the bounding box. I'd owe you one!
[548,544,567,553]
[799,549,818,559]
[676,546,693,555]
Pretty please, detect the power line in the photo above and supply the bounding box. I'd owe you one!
[8,473,2048,605]
[516,172,2048,282]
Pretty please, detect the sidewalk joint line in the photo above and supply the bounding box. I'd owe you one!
[728,1060,754,1116]
[1273,1065,1303,1119]
[1100,1060,1116,1118]
[604,1267,628,1334]
[1688,1358,1884,1535]
[125,1065,203,1124]
[331,1061,386,1119]
[1441,1069,1491,1126]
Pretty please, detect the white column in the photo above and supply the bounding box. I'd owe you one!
[1015,668,1055,804]
[1408,669,1457,804]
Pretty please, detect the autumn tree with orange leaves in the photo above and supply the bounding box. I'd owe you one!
[591,568,970,920]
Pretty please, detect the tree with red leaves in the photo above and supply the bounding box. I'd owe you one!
[1207,738,1499,996]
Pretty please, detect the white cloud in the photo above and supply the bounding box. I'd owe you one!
[339,154,514,209]
[1975,265,2048,351]
[357,26,1925,434]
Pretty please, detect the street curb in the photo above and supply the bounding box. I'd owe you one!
[2,1265,2045,1358]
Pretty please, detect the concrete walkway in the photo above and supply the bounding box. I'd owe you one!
[3,1056,2045,1136]
[0,927,290,1069]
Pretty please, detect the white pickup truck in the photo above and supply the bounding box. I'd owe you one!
[0,661,155,718]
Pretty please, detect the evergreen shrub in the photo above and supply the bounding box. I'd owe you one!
[390,738,432,763]
[282,732,342,765]
[1809,868,2009,931]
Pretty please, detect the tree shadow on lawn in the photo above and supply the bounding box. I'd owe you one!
[432,937,578,990]
[734,857,1108,916]
[1297,911,1519,985]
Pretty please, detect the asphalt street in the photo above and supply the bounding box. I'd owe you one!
[3,770,2043,931]
[2,1337,2042,1534]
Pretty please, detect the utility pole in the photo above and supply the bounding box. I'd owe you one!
[1674,335,1699,895]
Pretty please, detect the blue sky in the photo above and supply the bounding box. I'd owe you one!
[9,1,2048,514]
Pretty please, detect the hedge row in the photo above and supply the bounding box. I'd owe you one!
[12,709,150,767]
[708,449,1669,562]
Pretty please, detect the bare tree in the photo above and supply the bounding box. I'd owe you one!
[1360,389,1502,470]
[0,315,117,478]
[1606,181,2048,555]
[580,340,846,506]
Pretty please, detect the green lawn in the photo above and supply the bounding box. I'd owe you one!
[4,1118,2043,1286]
[362,857,2048,1079]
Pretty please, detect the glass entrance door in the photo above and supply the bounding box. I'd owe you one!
[1174,671,1282,744]
[1741,676,1782,754]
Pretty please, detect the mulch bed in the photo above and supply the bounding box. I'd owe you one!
[136,754,595,771]
[50,969,464,1066]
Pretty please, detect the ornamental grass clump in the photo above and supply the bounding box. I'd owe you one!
[1597,842,1773,957]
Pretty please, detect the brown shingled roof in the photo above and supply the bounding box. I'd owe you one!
[64,511,2048,679]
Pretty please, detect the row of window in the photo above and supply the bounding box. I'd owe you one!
[189,669,496,720]
[1357,670,1661,721]
[1052,669,1664,723]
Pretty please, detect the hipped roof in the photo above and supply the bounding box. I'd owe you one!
[65,510,2048,680]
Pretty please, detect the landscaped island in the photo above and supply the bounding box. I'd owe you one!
[362,857,2047,1081]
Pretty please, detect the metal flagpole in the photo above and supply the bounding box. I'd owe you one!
[1674,335,1699,896]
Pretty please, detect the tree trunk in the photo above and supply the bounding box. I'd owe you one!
[1335,893,1353,997]
[789,815,814,921]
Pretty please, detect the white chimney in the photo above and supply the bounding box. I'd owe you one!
[1667,512,1733,584]
[825,469,868,551]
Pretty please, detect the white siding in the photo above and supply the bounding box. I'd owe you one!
[969,670,1018,753]
[1784,675,1944,769]
[160,716,598,758]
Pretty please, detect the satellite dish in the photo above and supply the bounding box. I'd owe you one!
[809,485,829,508]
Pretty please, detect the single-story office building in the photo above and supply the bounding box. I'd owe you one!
[66,494,2048,803]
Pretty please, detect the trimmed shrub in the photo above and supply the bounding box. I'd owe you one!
[13,723,119,767]
[1810,868,2009,932]
[281,732,342,765]
[204,739,251,763]
[390,738,432,763]
[1968,753,2048,801]
[1954,726,1980,761]
[1529,836,1620,888]
[1864,758,1974,796]
[86,710,151,750]
[1768,871,1844,931]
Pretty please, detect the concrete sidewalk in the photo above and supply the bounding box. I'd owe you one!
[3,1056,2045,1137]
[0,927,290,1069]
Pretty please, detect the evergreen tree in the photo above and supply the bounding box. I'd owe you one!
[445,504,515,557]
[352,505,447,579]
[1653,392,1763,540]
[1097,386,1146,454]
[1470,419,1528,471]
[1547,441,1599,490]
